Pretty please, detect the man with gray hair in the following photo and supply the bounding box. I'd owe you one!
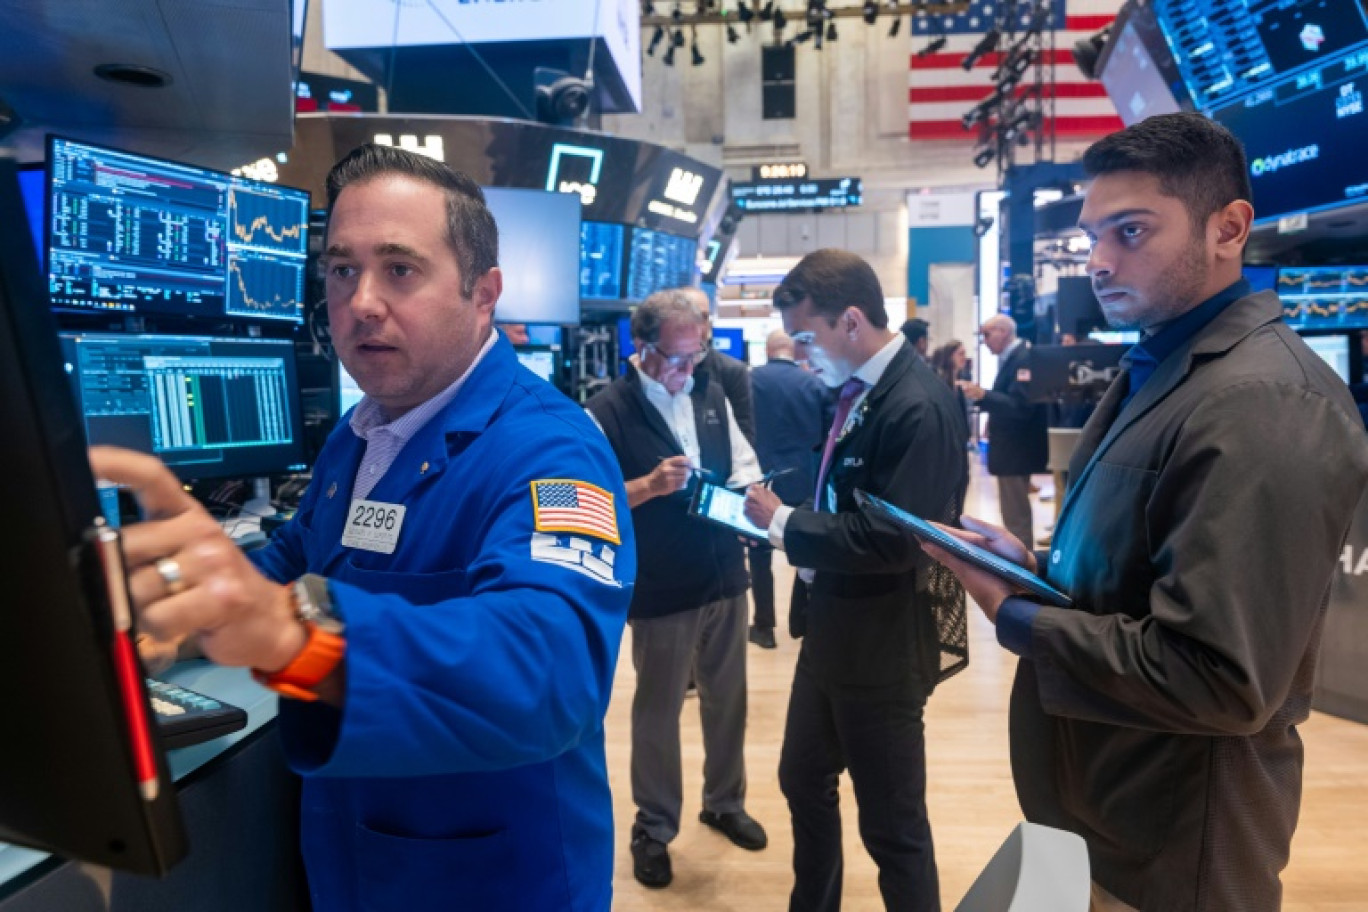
[958,313,1047,547]
[586,290,768,889]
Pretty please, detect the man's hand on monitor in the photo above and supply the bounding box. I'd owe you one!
[90,447,305,675]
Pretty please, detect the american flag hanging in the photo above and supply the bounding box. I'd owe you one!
[908,0,1124,140]
[531,479,621,545]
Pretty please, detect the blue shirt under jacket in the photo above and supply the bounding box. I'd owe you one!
[250,334,635,912]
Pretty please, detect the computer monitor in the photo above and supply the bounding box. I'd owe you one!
[59,332,308,481]
[17,163,44,263]
[514,345,559,384]
[711,327,747,361]
[0,157,187,874]
[1025,343,1127,403]
[481,186,581,325]
[580,221,625,300]
[1278,265,1368,331]
[1302,333,1353,384]
[47,136,310,324]
[1243,263,1278,294]
[626,227,698,301]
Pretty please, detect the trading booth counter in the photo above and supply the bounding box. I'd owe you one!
[0,665,305,911]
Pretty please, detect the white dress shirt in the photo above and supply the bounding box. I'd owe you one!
[587,364,762,488]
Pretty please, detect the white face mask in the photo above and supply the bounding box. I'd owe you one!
[807,344,852,388]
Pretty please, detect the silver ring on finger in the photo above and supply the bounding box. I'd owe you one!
[155,557,187,597]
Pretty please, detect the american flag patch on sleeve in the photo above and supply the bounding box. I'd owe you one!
[531,479,620,544]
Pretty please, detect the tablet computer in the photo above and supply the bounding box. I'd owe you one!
[854,489,1073,607]
[688,480,770,543]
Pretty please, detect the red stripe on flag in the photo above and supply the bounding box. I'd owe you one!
[909,82,1110,103]
[910,48,1088,70]
[1066,15,1115,31]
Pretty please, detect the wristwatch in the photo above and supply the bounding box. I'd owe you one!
[253,574,346,702]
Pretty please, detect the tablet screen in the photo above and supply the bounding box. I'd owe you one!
[691,481,769,541]
[855,489,1073,607]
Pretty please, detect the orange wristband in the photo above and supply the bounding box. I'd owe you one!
[253,621,346,702]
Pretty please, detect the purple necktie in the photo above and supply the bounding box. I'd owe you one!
[814,377,868,509]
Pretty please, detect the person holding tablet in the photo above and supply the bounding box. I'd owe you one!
[585,289,768,890]
[743,249,967,912]
[923,114,1368,911]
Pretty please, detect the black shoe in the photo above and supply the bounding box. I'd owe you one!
[699,809,768,851]
[630,830,672,888]
[748,625,777,649]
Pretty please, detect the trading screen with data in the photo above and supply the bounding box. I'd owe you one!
[1277,264,1368,330]
[59,333,307,479]
[47,137,309,323]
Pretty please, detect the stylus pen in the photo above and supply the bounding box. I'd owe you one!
[95,522,160,802]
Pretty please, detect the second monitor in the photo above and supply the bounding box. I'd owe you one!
[60,332,307,480]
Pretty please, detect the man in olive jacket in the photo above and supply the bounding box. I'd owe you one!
[927,113,1368,911]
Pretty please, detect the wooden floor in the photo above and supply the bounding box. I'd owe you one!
[604,461,1368,911]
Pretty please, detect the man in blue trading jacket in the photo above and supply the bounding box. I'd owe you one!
[89,144,635,911]
[925,114,1368,911]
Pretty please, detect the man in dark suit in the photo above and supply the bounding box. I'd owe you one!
[958,314,1046,547]
[748,329,828,648]
[745,249,966,912]
[926,113,1368,911]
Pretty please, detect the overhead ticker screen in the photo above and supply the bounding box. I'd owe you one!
[1277,264,1368,330]
[730,177,862,213]
[1157,0,1368,113]
[48,137,309,323]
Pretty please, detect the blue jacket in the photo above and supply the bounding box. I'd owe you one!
[250,336,635,911]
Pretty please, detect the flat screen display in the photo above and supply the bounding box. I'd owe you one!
[17,165,44,263]
[47,137,310,324]
[1100,18,1185,125]
[1302,332,1352,382]
[337,359,364,417]
[580,221,624,300]
[59,332,307,480]
[626,227,697,301]
[1244,263,1279,292]
[482,187,581,325]
[515,346,558,383]
[1278,265,1368,330]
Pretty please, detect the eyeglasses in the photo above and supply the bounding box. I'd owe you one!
[645,343,707,369]
[790,331,816,346]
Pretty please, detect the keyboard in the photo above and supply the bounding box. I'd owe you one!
[147,679,249,750]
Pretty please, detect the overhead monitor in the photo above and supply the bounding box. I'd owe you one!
[580,221,624,300]
[1243,263,1279,293]
[730,177,862,213]
[482,186,582,325]
[47,136,310,324]
[1153,0,1368,222]
[1096,0,1190,125]
[1278,265,1368,331]
[626,227,697,301]
[0,158,187,875]
[59,332,308,481]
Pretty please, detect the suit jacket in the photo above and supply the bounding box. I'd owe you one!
[751,357,827,506]
[698,346,756,444]
[1014,291,1368,910]
[978,341,1047,476]
[783,344,967,690]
